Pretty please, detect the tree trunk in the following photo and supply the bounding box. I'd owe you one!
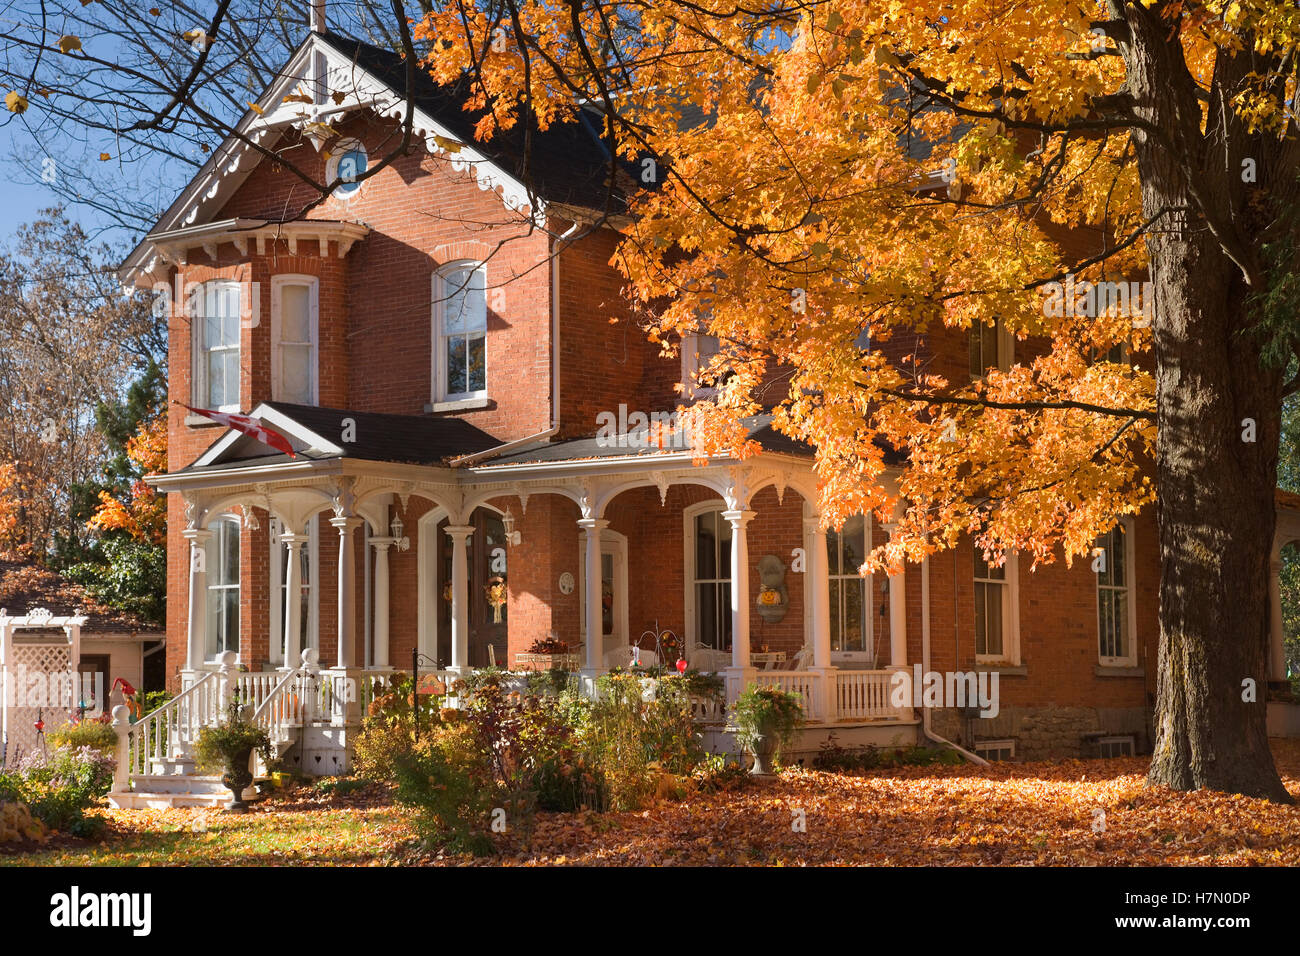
[1144,237,1291,803]
[1125,9,1293,802]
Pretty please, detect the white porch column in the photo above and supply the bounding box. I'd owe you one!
[370,536,394,669]
[723,509,757,701]
[885,524,908,668]
[804,516,833,668]
[331,515,363,669]
[1270,557,1287,682]
[804,514,837,723]
[445,525,474,674]
[280,533,308,670]
[183,528,213,677]
[578,518,609,677]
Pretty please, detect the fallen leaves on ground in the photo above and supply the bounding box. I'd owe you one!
[10,743,1300,866]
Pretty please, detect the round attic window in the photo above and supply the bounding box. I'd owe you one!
[327,140,367,198]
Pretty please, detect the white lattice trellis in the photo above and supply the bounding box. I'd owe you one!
[0,608,87,766]
[3,643,73,760]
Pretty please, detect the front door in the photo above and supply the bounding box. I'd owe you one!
[437,508,509,668]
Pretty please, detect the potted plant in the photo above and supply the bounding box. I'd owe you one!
[195,697,273,812]
[730,684,804,775]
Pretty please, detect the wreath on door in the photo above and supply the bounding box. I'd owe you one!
[485,576,507,623]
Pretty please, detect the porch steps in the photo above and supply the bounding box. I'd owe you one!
[107,774,255,810]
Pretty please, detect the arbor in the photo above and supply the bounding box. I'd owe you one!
[415,0,1300,801]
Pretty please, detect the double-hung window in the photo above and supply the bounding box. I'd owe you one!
[271,276,319,405]
[434,262,487,402]
[975,547,1019,663]
[193,280,241,409]
[827,515,871,654]
[1096,521,1136,666]
[205,516,241,659]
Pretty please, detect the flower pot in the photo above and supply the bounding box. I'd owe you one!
[222,745,255,812]
[748,732,779,776]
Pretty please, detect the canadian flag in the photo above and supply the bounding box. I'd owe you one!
[183,405,297,458]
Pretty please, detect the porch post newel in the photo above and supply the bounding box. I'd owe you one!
[331,515,363,669]
[578,518,610,681]
[445,525,475,674]
[182,528,213,678]
[371,536,394,669]
[280,532,307,671]
[722,509,757,702]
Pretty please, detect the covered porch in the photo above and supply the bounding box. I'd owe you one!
[150,404,917,736]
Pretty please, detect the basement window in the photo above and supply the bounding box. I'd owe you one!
[1096,735,1135,758]
[973,738,1016,762]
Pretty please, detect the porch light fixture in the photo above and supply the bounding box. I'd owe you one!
[390,514,410,552]
[503,508,520,546]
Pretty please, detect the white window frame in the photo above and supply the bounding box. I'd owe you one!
[270,275,319,405]
[326,138,368,199]
[826,514,874,659]
[191,279,242,411]
[682,332,723,399]
[974,546,1020,665]
[432,261,489,404]
[1096,518,1138,667]
[268,515,320,666]
[683,500,733,652]
[969,317,1014,380]
[205,514,241,661]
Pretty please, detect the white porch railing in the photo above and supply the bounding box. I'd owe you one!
[751,669,910,723]
[250,652,318,744]
[124,669,221,775]
[835,670,908,721]
[755,671,826,722]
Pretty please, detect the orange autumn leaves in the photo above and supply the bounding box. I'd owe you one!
[410,1,1254,572]
[87,413,166,547]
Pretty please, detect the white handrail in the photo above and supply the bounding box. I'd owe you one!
[123,670,221,776]
[251,648,319,744]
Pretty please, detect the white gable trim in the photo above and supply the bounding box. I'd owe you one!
[193,402,344,467]
[121,32,547,287]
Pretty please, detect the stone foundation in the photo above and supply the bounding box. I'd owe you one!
[929,705,1152,761]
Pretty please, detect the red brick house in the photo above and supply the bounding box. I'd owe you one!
[112,27,1299,797]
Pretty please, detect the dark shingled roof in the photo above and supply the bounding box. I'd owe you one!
[178,403,504,472]
[472,414,816,467]
[0,558,162,634]
[317,31,632,213]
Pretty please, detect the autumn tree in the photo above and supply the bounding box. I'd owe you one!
[65,368,168,625]
[406,0,1300,802]
[0,209,160,562]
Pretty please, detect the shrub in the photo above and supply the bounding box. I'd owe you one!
[48,719,118,754]
[811,737,965,772]
[731,684,804,760]
[313,776,369,797]
[0,746,116,836]
[193,700,272,774]
[389,728,495,856]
